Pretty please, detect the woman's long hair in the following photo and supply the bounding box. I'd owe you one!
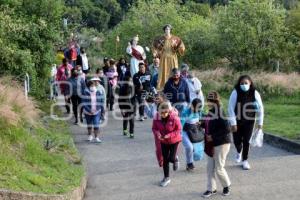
[234,75,255,92]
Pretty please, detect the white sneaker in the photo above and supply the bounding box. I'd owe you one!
[95,137,102,143]
[242,160,251,170]
[160,177,171,187]
[88,135,94,142]
[139,116,145,121]
[235,152,242,163]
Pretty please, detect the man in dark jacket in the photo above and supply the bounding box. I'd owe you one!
[66,68,86,124]
[163,68,190,114]
[133,62,151,121]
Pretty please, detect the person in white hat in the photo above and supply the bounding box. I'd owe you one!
[82,77,105,143]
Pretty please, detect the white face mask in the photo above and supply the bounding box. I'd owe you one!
[90,86,97,92]
[240,84,250,92]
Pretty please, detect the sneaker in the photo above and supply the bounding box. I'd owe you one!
[242,160,251,170]
[123,130,128,136]
[186,163,195,171]
[235,152,242,163]
[88,135,94,142]
[139,116,145,121]
[202,190,217,198]
[95,137,102,143]
[129,133,134,139]
[223,187,230,196]
[160,177,171,187]
[173,157,179,171]
[74,120,78,125]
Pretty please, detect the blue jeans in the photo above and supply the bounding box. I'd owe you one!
[85,113,101,130]
[182,130,194,164]
[151,73,158,89]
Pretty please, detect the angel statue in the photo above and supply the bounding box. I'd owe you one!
[126,35,146,76]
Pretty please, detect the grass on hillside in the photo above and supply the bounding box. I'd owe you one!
[0,117,84,194]
[0,77,84,194]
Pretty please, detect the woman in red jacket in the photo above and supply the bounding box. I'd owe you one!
[152,101,182,187]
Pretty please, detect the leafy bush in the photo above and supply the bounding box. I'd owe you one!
[214,0,299,71]
[0,1,65,98]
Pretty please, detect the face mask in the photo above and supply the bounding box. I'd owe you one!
[173,77,179,81]
[240,84,250,92]
[90,86,97,92]
[78,70,83,74]
[181,71,188,78]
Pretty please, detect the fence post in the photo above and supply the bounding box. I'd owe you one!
[25,73,30,92]
[24,78,28,100]
[24,73,30,100]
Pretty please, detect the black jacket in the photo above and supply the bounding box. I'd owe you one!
[207,108,232,147]
[119,70,131,82]
[118,83,136,112]
[133,71,151,95]
[163,78,190,104]
[234,86,256,122]
[76,55,82,66]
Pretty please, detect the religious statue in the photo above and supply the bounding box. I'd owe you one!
[126,35,146,77]
[152,24,185,90]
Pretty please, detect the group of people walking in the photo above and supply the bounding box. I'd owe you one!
[149,70,264,198]
[53,40,264,198]
[54,45,106,143]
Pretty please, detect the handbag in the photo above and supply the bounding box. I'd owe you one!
[193,142,204,161]
[183,123,204,143]
[249,128,264,147]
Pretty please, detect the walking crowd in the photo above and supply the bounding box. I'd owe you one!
[51,36,264,198]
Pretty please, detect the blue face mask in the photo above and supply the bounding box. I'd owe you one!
[240,84,250,92]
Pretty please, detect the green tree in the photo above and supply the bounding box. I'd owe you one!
[101,0,217,67]
[63,0,123,32]
[185,1,212,18]
[215,0,298,71]
[286,5,300,71]
[0,0,65,97]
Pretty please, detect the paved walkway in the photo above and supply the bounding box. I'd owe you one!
[69,111,300,200]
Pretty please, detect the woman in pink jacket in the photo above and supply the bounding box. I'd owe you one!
[152,102,182,187]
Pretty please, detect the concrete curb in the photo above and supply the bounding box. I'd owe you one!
[264,132,300,154]
[0,176,87,200]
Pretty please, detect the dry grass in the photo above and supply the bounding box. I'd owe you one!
[254,72,300,93]
[193,68,300,95]
[0,77,39,126]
